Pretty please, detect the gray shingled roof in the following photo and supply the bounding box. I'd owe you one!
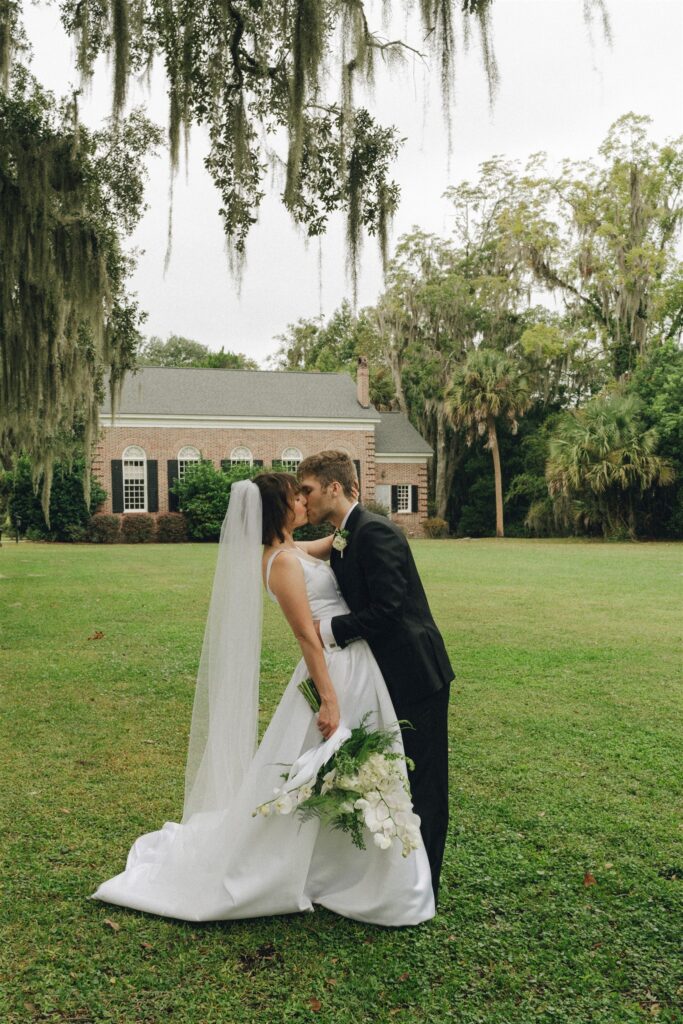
[100,366,379,420]
[375,412,433,456]
[100,366,431,455]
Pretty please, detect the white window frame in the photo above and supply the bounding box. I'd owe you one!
[396,484,411,514]
[280,446,303,473]
[178,445,201,481]
[122,445,147,513]
[230,445,253,467]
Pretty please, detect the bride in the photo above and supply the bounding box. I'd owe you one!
[91,473,435,926]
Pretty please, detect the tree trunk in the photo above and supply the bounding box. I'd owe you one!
[434,413,449,519]
[387,342,407,412]
[488,416,504,538]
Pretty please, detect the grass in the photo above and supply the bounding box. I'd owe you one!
[1,538,681,1024]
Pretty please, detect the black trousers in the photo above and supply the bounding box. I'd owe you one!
[394,680,451,904]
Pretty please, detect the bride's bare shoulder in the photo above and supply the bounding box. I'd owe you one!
[262,545,299,579]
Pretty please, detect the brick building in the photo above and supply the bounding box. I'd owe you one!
[94,361,433,536]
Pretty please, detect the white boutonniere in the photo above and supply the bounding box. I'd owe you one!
[332,527,350,557]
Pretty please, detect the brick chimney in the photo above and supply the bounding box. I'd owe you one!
[357,356,370,408]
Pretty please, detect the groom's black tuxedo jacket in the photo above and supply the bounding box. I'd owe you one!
[329,505,454,709]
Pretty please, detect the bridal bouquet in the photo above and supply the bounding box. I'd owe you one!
[252,679,423,858]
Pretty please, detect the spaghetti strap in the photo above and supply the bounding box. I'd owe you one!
[265,548,287,599]
[265,548,319,600]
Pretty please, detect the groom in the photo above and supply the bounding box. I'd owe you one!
[297,451,454,904]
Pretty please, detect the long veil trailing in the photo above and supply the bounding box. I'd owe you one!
[181,479,263,823]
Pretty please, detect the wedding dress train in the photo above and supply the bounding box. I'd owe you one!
[91,549,435,926]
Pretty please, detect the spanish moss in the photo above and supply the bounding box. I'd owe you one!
[0,68,160,519]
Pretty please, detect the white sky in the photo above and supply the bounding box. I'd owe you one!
[23,0,683,365]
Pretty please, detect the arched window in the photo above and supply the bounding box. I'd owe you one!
[280,447,303,473]
[123,445,146,511]
[178,445,201,481]
[230,445,253,466]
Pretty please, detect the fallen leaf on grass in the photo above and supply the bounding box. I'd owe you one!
[398,972,410,982]
[604,862,613,870]
[309,998,322,1011]
[140,941,154,950]
[87,630,105,640]
[326,978,338,987]
[583,871,597,887]
[103,919,120,932]
[59,808,71,814]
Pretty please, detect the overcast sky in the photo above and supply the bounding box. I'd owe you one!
[23,0,683,365]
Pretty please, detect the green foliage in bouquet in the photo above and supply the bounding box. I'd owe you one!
[255,678,421,856]
[293,711,414,851]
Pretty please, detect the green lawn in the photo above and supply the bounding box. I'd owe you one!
[1,539,681,1024]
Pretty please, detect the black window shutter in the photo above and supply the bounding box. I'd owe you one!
[253,459,263,467]
[147,460,159,512]
[411,485,419,513]
[167,460,179,512]
[390,485,398,513]
[353,460,362,499]
[111,460,123,513]
[220,459,231,472]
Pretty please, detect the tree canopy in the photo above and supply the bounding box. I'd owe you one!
[0,66,161,520]
[2,1,611,291]
[272,115,682,538]
[137,334,259,369]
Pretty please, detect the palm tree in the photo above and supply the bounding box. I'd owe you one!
[447,348,531,537]
[546,392,675,538]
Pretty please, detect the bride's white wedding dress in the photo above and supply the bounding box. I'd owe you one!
[91,548,435,926]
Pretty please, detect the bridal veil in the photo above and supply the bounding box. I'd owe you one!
[181,479,263,822]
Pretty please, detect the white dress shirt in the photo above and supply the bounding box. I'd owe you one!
[319,502,358,652]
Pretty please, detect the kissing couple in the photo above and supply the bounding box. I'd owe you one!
[92,451,454,926]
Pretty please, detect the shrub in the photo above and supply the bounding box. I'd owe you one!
[48,460,108,540]
[88,513,122,543]
[25,526,47,542]
[2,454,107,541]
[363,499,390,518]
[121,513,156,543]
[62,522,88,542]
[156,512,189,543]
[293,522,334,542]
[524,498,555,538]
[172,461,262,540]
[422,516,449,538]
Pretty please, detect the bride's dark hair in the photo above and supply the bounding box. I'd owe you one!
[253,473,301,546]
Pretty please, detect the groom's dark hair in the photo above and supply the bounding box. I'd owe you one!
[254,473,301,546]
[297,451,357,499]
